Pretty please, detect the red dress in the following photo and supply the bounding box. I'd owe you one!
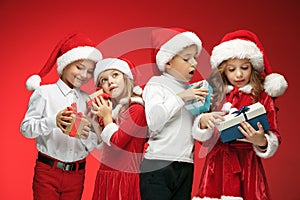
[195,86,281,200]
[92,101,147,200]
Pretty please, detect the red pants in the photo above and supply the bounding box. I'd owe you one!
[33,160,86,200]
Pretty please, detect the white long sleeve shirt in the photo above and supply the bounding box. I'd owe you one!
[142,73,195,163]
[20,79,99,162]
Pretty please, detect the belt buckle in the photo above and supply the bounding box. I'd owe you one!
[56,162,74,171]
[63,163,73,171]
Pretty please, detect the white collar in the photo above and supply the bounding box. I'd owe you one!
[226,84,252,94]
[112,96,144,119]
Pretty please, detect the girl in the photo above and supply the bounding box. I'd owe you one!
[192,30,288,200]
[20,33,103,200]
[91,58,147,200]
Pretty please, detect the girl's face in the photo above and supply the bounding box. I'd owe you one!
[224,58,252,88]
[61,59,95,88]
[98,69,126,100]
[166,44,198,82]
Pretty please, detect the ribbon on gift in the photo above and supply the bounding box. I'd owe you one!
[87,90,110,108]
[66,103,83,138]
[232,106,250,121]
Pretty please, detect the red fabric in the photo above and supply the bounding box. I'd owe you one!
[33,159,85,200]
[92,103,147,200]
[196,90,280,199]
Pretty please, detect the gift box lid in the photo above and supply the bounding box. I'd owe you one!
[217,102,267,131]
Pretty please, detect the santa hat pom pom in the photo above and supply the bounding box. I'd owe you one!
[221,102,232,113]
[133,86,143,95]
[26,74,41,91]
[264,73,288,97]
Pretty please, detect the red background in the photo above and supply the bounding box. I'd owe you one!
[1,0,299,199]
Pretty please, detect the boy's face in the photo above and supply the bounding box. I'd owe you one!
[61,59,95,88]
[165,45,198,82]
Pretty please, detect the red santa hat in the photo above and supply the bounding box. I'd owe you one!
[94,57,142,95]
[25,33,103,91]
[210,29,288,97]
[151,27,202,72]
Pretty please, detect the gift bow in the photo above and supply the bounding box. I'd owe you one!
[232,106,250,121]
[66,103,83,137]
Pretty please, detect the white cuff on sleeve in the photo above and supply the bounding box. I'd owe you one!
[253,131,279,158]
[101,123,119,146]
[192,114,213,142]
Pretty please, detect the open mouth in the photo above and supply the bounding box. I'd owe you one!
[109,86,117,91]
[189,70,195,75]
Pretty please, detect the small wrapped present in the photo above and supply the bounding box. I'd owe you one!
[184,80,213,115]
[64,103,89,138]
[216,102,270,143]
[86,89,110,108]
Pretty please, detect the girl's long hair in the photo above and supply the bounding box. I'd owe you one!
[208,60,264,110]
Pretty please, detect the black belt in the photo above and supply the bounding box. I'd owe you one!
[37,152,86,171]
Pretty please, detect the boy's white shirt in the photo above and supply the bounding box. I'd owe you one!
[142,73,197,163]
[20,79,100,162]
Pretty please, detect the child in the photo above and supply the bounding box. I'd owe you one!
[192,30,288,200]
[140,27,210,200]
[91,57,148,200]
[20,33,102,200]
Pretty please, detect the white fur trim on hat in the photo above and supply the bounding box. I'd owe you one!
[57,46,102,75]
[25,74,42,91]
[156,31,202,71]
[264,73,288,97]
[210,39,264,72]
[94,58,133,85]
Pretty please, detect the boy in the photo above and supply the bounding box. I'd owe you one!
[140,27,207,200]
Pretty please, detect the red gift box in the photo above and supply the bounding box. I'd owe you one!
[64,103,89,138]
[86,89,110,108]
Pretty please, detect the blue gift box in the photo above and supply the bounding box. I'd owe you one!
[216,102,270,143]
[184,80,213,115]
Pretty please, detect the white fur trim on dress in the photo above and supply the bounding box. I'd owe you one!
[25,74,41,91]
[253,131,279,158]
[264,73,288,97]
[156,31,202,71]
[57,46,102,75]
[101,123,119,146]
[192,114,214,142]
[210,39,263,72]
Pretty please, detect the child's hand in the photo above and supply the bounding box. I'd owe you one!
[80,122,91,140]
[178,81,208,102]
[237,121,267,147]
[56,108,73,133]
[91,96,113,126]
[199,111,225,129]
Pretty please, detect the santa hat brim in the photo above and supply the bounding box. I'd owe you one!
[94,58,134,85]
[57,46,102,75]
[210,39,264,71]
[156,31,202,71]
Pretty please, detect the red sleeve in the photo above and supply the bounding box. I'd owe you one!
[260,92,281,144]
[110,103,147,148]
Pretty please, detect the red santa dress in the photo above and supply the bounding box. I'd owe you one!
[194,85,281,200]
[92,97,147,200]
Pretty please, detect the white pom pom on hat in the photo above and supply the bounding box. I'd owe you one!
[210,29,287,97]
[25,33,103,91]
[151,27,202,72]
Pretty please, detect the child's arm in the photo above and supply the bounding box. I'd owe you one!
[20,90,58,138]
[192,112,225,142]
[143,84,185,133]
